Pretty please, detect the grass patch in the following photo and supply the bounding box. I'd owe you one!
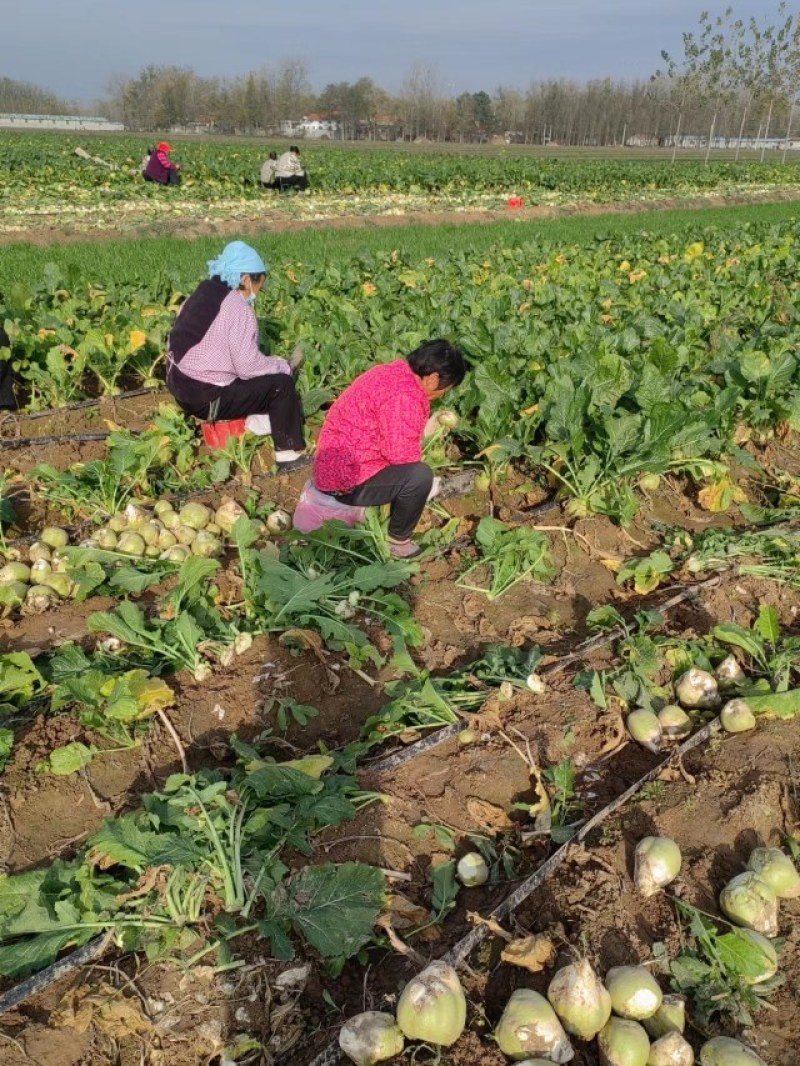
[1,199,799,290]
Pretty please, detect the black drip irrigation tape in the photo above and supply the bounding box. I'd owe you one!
[0,431,112,451]
[0,933,110,1016]
[366,573,722,775]
[19,387,161,422]
[307,717,722,1066]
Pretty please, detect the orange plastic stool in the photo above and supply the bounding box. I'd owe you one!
[201,418,247,447]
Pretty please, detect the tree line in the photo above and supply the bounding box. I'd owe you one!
[3,6,799,149]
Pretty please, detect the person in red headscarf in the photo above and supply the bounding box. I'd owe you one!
[143,142,181,185]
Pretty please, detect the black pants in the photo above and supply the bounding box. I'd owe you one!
[143,171,181,186]
[167,364,305,450]
[0,360,16,410]
[332,462,432,540]
[275,175,309,191]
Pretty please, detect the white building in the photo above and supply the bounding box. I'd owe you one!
[0,113,124,132]
[280,115,339,139]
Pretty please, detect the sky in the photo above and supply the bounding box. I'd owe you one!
[4,0,782,105]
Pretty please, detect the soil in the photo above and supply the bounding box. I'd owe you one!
[3,321,800,1065]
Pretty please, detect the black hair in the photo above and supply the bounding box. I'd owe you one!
[238,271,267,287]
[269,151,277,160]
[407,339,466,389]
[290,145,300,153]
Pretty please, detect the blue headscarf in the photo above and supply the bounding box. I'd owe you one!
[207,241,268,289]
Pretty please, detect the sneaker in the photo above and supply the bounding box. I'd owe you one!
[389,539,423,559]
[276,454,312,475]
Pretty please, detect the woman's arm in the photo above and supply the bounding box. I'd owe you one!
[226,301,291,379]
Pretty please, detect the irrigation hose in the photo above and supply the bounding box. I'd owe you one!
[0,932,112,1016]
[307,718,722,1066]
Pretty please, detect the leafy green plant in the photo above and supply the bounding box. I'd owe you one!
[670,899,783,1025]
[457,517,554,600]
[0,739,385,978]
[87,557,246,680]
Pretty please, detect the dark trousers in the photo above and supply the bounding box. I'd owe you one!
[275,175,309,191]
[143,171,181,185]
[0,360,16,410]
[333,462,433,540]
[167,364,305,450]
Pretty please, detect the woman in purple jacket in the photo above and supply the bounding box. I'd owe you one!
[167,241,309,473]
[143,142,181,185]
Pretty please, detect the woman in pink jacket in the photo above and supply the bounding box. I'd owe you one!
[294,340,466,558]
[143,142,181,185]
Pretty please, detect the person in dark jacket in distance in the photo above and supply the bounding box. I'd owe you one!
[166,241,308,473]
[143,142,181,185]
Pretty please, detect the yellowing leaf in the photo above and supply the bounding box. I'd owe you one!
[129,329,147,351]
[361,281,377,297]
[628,270,647,283]
[104,333,114,347]
[698,475,748,513]
[618,260,631,272]
[280,754,333,779]
[37,328,56,339]
[501,934,555,973]
[684,241,705,262]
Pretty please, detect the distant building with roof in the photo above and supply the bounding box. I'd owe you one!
[0,114,124,131]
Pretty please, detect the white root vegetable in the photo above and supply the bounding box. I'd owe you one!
[598,1017,651,1066]
[175,525,198,545]
[0,581,28,608]
[657,705,692,740]
[634,837,682,897]
[605,966,663,1020]
[715,655,745,690]
[339,1011,404,1066]
[117,532,146,557]
[0,562,31,585]
[94,528,118,550]
[456,852,489,887]
[191,531,222,558]
[675,668,719,709]
[25,584,58,612]
[643,996,685,1039]
[395,962,466,1047]
[494,989,574,1063]
[41,572,73,598]
[214,498,247,533]
[719,873,778,937]
[267,509,292,534]
[153,499,174,516]
[719,699,756,735]
[458,729,477,746]
[647,1031,694,1066]
[746,846,800,899]
[28,541,52,563]
[527,673,546,694]
[179,502,212,530]
[699,1036,767,1065]
[547,958,611,1040]
[626,709,662,753]
[40,526,69,549]
[437,409,460,430]
[160,545,190,562]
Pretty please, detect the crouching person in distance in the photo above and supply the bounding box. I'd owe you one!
[166,240,309,474]
[293,340,466,558]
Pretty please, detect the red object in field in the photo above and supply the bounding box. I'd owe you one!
[507,196,525,208]
[201,418,247,447]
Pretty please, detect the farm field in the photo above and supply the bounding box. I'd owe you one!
[0,142,800,1066]
[2,132,800,241]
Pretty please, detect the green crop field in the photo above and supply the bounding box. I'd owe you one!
[1,135,800,1066]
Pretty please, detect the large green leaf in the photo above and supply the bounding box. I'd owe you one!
[287,863,385,959]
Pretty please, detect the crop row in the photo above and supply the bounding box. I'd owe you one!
[3,218,800,522]
[4,134,800,207]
